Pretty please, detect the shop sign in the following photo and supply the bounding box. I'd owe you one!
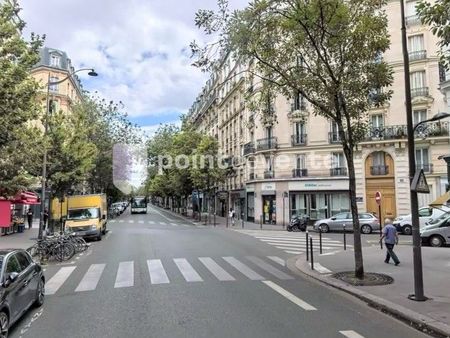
[289,180,348,191]
[262,183,276,191]
[246,185,255,193]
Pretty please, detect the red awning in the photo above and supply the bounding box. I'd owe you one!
[12,191,40,205]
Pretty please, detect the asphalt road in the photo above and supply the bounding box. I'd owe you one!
[10,205,428,338]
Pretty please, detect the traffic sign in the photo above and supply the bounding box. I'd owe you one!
[411,169,430,194]
[375,191,382,205]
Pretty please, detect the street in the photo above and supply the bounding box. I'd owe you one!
[10,205,428,338]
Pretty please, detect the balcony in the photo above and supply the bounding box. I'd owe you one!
[411,87,429,98]
[256,137,278,151]
[330,167,347,176]
[243,142,255,156]
[417,164,433,174]
[370,165,389,176]
[365,121,449,141]
[406,15,420,26]
[291,134,307,146]
[264,170,275,179]
[292,168,308,178]
[249,172,256,180]
[409,50,427,62]
[328,132,341,144]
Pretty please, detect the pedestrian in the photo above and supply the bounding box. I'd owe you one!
[27,208,33,229]
[380,218,400,266]
[229,208,235,226]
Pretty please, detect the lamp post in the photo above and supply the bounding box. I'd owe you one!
[38,68,98,240]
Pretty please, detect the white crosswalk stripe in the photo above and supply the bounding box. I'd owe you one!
[223,257,264,280]
[147,259,170,284]
[262,281,317,311]
[44,256,298,295]
[234,230,350,255]
[174,258,203,282]
[149,221,155,224]
[170,223,178,226]
[45,266,76,295]
[138,220,144,224]
[115,261,134,288]
[75,264,106,292]
[199,257,235,281]
[339,330,365,338]
[128,220,135,223]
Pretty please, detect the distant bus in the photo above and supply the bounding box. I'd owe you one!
[131,196,147,214]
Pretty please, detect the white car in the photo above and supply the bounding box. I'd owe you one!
[111,202,125,214]
[394,205,450,235]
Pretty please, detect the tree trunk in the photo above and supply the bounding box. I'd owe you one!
[343,143,364,279]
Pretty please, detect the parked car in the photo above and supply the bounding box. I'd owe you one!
[420,213,450,247]
[313,212,380,234]
[111,202,125,214]
[0,249,45,337]
[394,205,450,235]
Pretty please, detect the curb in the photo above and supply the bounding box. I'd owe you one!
[290,257,450,338]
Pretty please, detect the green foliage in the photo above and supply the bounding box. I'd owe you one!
[417,0,450,68]
[0,0,45,197]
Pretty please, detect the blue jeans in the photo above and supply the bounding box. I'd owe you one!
[385,243,400,264]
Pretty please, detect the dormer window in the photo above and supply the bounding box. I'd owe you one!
[50,54,60,67]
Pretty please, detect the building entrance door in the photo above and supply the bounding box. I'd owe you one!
[262,195,276,224]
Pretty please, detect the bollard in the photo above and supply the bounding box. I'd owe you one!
[310,237,314,270]
[343,224,347,250]
[319,226,323,255]
[226,213,229,228]
[306,231,309,261]
[260,215,263,229]
[241,216,244,229]
[214,212,216,227]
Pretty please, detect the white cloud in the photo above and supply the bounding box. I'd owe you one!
[20,0,248,121]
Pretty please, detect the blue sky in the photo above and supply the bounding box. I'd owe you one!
[20,0,248,137]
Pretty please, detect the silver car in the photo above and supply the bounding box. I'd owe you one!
[420,213,450,247]
[313,212,380,234]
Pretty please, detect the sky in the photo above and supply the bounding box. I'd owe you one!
[21,0,248,137]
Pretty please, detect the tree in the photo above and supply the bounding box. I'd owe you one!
[0,0,44,197]
[417,0,450,68]
[192,0,393,278]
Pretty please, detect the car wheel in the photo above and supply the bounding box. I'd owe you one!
[35,278,45,307]
[0,311,9,338]
[361,224,372,234]
[402,225,412,235]
[429,235,444,247]
[97,231,102,241]
[320,224,329,233]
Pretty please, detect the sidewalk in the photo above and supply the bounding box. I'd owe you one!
[153,205,285,231]
[294,244,450,337]
[0,220,39,250]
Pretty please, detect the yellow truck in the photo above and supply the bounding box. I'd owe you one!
[51,194,107,240]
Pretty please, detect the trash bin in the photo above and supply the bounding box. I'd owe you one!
[17,224,25,233]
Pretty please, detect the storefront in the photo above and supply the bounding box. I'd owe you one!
[246,185,255,222]
[289,180,349,221]
[230,190,245,220]
[0,191,40,235]
[261,183,277,224]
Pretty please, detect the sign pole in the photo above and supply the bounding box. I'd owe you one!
[375,191,382,249]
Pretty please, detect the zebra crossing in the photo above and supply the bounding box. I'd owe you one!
[44,256,291,296]
[109,219,194,227]
[234,230,352,255]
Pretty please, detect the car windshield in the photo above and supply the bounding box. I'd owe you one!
[132,198,146,208]
[427,212,450,225]
[68,208,99,220]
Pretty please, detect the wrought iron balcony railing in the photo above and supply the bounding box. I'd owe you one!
[291,134,307,146]
[243,142,255,156]
[249,172,255,180]
[256,137,278,151]
[365,121,449,141]
[330,167,347,176]
[411,87,429,98]
[292,169,308,178]
[370,165,389,176]
[264,170,275,179]
[409,50,427,61]
[406,15,420,26]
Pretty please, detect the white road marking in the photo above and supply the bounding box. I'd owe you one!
[147,259,170,284]
[128,220,135,223]
[339,330,365,338]
[246,256,293,280]
[138,220,144,224]
[273,244,336,250]
[149,221,155,224]
[309,262,332,274]
[45,266,76,295]
[262,281,317,311]
[160,222,167,225]
[199,257,235,281]
[320,250,342,256]
[118,220,124,223]
[114,261,134,288]
[174,258,203,282]
[267,256,285,266]
[223,257,264,280]
[284,250,303,255]
[170,223,178,226]
[75,264,106,292]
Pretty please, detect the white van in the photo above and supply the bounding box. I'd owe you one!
[393,205,450,235]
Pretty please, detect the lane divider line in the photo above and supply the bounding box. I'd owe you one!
[262,280,317,311]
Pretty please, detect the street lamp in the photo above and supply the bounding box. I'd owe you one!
[38,68,98,239]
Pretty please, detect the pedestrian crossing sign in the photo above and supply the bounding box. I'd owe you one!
[411,169,430,194]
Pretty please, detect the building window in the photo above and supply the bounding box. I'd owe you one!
[410,71,426,89]
[296,154,306,169]
[372,152,385,166]
[292,91,305,111]
[371,114,384,128]
[265,126,273,139]
[49,76,59,92]
[406,0,417,17]
[413,109,427,125]
[332,152,345,168]
[408,35,426,61]
[50,54,60,67]
[416,148,431,172]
